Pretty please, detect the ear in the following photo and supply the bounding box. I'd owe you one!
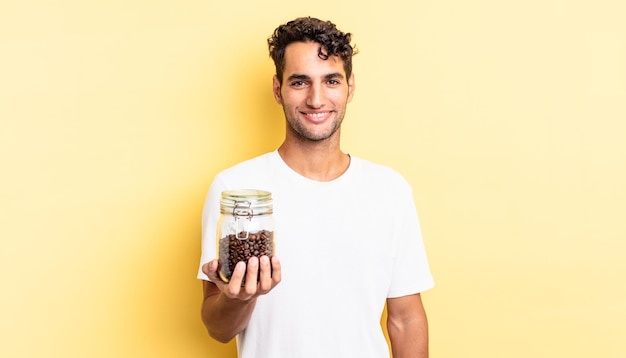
[347,72,356,103]
[272,75,282,104]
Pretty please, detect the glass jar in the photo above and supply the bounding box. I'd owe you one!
[217,189,274,283]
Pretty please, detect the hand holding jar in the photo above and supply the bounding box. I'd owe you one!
[202,254,281,300]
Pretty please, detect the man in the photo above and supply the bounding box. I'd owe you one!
[198,16,434,358]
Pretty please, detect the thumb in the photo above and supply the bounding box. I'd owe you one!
[202,260,218,277]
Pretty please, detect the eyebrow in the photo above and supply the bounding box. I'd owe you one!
[325,72,345,80]
[286,72,345,81]
[287,74,310,81]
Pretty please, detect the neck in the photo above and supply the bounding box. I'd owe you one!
[277,138,350,182]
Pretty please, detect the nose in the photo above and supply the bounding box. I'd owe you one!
[306,83,324,108]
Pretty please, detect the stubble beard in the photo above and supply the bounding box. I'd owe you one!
[284,109,345,142]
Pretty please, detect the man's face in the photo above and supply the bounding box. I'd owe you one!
[273,41,355,142]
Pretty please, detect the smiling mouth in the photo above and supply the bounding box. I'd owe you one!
[303,111,331,122]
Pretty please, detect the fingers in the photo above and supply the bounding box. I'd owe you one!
[244,256,260,295]
[270,255,282,284]
[203,256,281,300]
[203,259,244,298]
[258,256,272,292]
[223,261,245,295]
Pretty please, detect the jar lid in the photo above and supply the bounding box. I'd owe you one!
[221,189,271,200]
[220,189,273,214]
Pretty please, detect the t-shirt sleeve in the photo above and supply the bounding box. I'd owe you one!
[387,184,435,298]
[197,175,228,281]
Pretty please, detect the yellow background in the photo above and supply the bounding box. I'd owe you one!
[1,0,625,357]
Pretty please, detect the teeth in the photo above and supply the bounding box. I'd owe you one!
[307,112,328,118]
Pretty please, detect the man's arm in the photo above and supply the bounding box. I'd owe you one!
[201,255,281,343]
[386,293,429,358]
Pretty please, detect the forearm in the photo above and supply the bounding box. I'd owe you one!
[387,315,429,358]
[201,282,257,343]
[386,294,429,358]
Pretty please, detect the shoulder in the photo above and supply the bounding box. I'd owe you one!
[209,151,279,192]
[216,151,277,179]
[349,155,412,190]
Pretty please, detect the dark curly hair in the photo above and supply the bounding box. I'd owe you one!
[268,17,357,84]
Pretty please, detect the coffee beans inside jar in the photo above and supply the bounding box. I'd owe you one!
[218,229,274,283]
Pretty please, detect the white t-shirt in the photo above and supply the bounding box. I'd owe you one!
[198,151,434,358]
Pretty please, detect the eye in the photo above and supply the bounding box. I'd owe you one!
[326,79,341,86]
[290,80,306,87]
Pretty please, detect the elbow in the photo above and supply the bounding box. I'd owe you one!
[202,319,238,343]
[208,330,236,344]
[202,315,239,343]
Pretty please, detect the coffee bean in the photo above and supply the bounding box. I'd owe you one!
[219,230,274,283]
